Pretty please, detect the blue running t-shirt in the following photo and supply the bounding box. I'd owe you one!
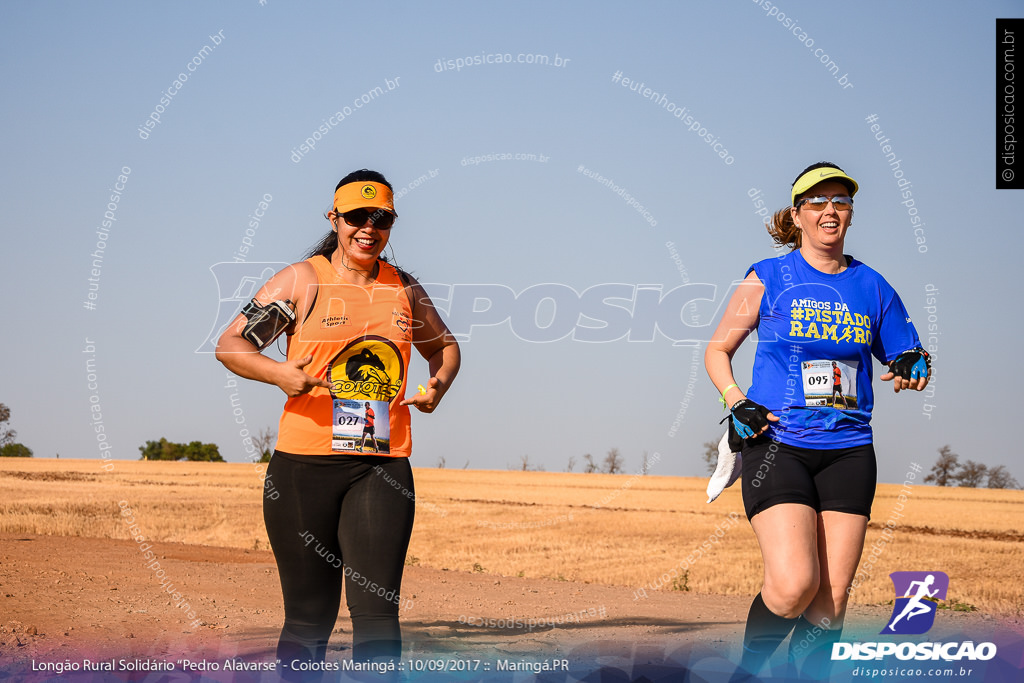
[745,250,921,448]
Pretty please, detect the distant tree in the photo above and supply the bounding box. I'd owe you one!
[198,443,223,462]
[182,441,224,462]
[703,439,719,475]
[138,438,223,462]
[1,403,17,447]
[954,460,988,488]
[139,438,175,461]
[251,427,275,463]
[985,465,1020,489]
[0,403,31,457]
[582,453,597,473]
[0,443,32,458]
[516,455,545,472]
[566,455,576,472]
[182,441,204,461]
[924,445,960,486]
[603,448,624,474]
[436,456,446,469]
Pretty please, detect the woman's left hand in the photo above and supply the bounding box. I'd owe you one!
[400,376,445,413]
[880,368,931,393]
[880,347,931,393]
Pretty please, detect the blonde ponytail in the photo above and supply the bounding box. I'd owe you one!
[766,206,800,250]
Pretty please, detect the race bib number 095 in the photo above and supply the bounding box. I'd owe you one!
[801,359,858,410]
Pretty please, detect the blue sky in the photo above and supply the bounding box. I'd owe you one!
[2,1,1020,485]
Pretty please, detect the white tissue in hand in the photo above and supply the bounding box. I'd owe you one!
[706,430,742,503]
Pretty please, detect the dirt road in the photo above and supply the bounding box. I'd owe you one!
[1,533,1018,682]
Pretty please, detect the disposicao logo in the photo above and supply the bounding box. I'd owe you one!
[831,570,996,663]
[882,571,949,635]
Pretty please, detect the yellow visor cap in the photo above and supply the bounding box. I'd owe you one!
[334,181,397,215]
[791,167,859,204]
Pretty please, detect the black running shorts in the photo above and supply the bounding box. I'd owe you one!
[740,436,876,521]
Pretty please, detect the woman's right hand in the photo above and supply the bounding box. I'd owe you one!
[730,398,779,438]
[274,354,331,397]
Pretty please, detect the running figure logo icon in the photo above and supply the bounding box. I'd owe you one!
[881,571,949,635]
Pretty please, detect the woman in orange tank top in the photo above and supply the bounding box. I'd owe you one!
[216,169,460,674]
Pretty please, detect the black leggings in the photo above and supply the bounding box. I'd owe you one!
[264,451,415,667]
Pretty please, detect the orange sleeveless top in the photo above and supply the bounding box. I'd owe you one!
[276,256,414,457]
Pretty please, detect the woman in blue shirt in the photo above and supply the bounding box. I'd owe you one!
[704,162,931,679]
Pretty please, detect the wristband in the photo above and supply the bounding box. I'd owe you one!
[718,383,740,409]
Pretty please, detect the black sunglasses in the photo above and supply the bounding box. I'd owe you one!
[338,207,396,230]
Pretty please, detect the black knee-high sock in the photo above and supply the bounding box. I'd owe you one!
[788,616,843,680]
[734,592,800,678]
[788,616,818,663]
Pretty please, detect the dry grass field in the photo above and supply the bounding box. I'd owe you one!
[1,458,1021,615]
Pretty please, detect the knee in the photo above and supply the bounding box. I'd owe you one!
[347,587,401,620]
[763,576,819,618]
[809,584,852,623]
[283,596,343,633]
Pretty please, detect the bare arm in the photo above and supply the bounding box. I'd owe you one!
[704,271,778,429]
[400,277,461,413]
[214,262,330,397]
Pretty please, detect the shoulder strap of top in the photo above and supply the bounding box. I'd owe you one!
[377,260,415,313]
[298,255,334,325]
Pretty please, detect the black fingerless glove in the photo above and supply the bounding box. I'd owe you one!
[888,347,931,381]
[720,398,772,441]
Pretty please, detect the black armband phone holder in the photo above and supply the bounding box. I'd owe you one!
[241,298,295,350]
